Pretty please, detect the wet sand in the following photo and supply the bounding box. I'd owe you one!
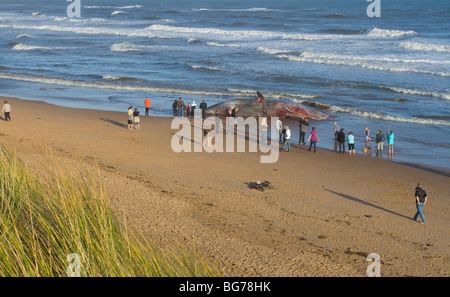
[1,96,449,276]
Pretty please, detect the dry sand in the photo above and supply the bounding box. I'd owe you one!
[1,96,449,277]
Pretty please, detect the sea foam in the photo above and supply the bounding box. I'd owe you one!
[400,41,450,53]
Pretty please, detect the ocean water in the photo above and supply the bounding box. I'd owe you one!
[0,0,449,169]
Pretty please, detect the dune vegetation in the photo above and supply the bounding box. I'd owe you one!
[0,145,219,277]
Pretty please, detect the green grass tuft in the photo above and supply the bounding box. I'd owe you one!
[0,145,219,277]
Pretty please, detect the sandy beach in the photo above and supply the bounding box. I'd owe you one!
[1,96,449,277]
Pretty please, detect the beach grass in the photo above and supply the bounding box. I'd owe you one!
[0,145,219,277]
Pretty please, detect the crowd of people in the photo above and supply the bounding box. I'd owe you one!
[172,97,208,119]
[127,97,395,159]
[334,122,394,158]
[275,119,395,159]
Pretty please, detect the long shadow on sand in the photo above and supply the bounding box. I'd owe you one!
[100,118,127,129]
[324,188,413,221]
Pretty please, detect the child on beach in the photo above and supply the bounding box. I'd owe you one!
[365,127,371,141]
[133,108,140,130]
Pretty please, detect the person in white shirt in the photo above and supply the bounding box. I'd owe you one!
[2,100,11,121]
[281,126,291,152]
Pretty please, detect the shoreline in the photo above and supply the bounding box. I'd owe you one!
[1,95,449,276]
[3,94,449,174]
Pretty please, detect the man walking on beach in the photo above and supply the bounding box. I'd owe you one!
[414,183,428,224]
[2,100,11,121]
[144,97,151,116]
[375,129,385,156]
[299,118,309,145]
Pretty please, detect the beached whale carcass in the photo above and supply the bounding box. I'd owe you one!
[205,99,331,120]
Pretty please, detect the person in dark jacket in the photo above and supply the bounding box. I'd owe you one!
[199,99,207,119]
[172,100,178,117]
[337,128,346,154]
[177,97,185,117]
[299,118,309,145]
[414,183,428,223]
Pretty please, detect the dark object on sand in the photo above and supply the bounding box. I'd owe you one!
[249,180,274,192]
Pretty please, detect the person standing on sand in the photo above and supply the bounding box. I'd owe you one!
[199,99,207,119]
[387,131,394,158]
[308,127,319,153]
[334,122,339,142]
[191,100,197,118]
[177,97,185,117]
[172,99,178,117]
[414,183,428,224]
[375,129,385,156]
[2,100,11,121]
[276,118,283,143]
[144,97,151,116]
[299,118,309,145]
[231,106,239,125]
[186,103,191,118]
[127,106,133,130]
[226,108,233,134]
[347,131,355,155]
[337,128,346,154]
[133,108,140,130]
[281,126,291,152]
[260,117,268,144]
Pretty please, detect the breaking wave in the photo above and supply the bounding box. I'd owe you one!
[111,11,128,16]
[328,105,450,126]
[110,42,141,52]
[400,41,450,53]
[277,51,450,77]
[0,24,157,38]
[206,42,241,48]
[382,86,450,100]
[117,5,143,9]
[365,28,417,38]
[256,47,292,55]
[12,43,53,51]
[0,71,320,102]
[16,34,34,38]
[190,65,221,71]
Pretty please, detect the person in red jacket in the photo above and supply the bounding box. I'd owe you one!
[144,97,151,116]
